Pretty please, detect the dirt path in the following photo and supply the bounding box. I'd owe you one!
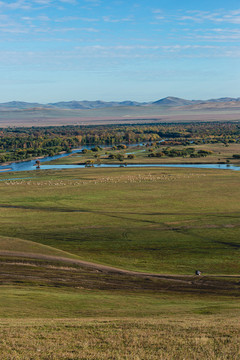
[0,250,238,280]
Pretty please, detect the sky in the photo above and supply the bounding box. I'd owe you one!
[1,0,240,102]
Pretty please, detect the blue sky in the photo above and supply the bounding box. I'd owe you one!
[1,0,240,102]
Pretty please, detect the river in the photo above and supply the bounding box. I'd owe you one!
[0,147,239,173]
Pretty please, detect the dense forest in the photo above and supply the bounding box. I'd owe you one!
[0,122,239,163]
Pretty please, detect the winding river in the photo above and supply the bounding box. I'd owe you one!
[0,147,239,173]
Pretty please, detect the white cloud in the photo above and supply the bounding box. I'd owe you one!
[179,9,240,24]
[38,15,50,21]
[152,9,163,14]
[102,15,133,23]
[182,27,240,42]
[34,26,99,33]
[55,16,98,22]
[0,0,31,10]
[33,0,52,4]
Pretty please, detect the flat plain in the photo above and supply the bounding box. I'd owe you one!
[1,105,240,127]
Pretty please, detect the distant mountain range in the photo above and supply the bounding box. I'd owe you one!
[1,96,240,111]
[0,100,144,110]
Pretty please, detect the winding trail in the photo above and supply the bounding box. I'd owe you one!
[0,250,238,280]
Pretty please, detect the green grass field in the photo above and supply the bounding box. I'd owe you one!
[0,167,239,359]
[0,167,239,274]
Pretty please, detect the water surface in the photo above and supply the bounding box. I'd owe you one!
[0,147,239,173]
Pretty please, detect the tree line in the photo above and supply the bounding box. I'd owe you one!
[0,122,239,163]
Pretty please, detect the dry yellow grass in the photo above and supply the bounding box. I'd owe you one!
[0,316,239,360]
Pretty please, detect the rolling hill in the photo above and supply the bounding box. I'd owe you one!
[1,96,240,111]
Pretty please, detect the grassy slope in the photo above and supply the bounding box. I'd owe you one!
[0,269,239,357]
[0,167,239,274]
[0,235,80,259]
[0,285,239,319]
[0,167,239,359]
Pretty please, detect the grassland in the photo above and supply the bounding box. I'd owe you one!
[0,314,239,359]
[0,235,80,259]
[0,167,239,359]
[0,167,239,274]
[0,257,238,358]
[45,143,240,166]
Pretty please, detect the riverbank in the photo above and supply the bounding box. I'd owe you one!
[0,142,240,173]
[75,161,231,166]
[0,151,69,167]
[43,143,240,167]
[0,161,240,173]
